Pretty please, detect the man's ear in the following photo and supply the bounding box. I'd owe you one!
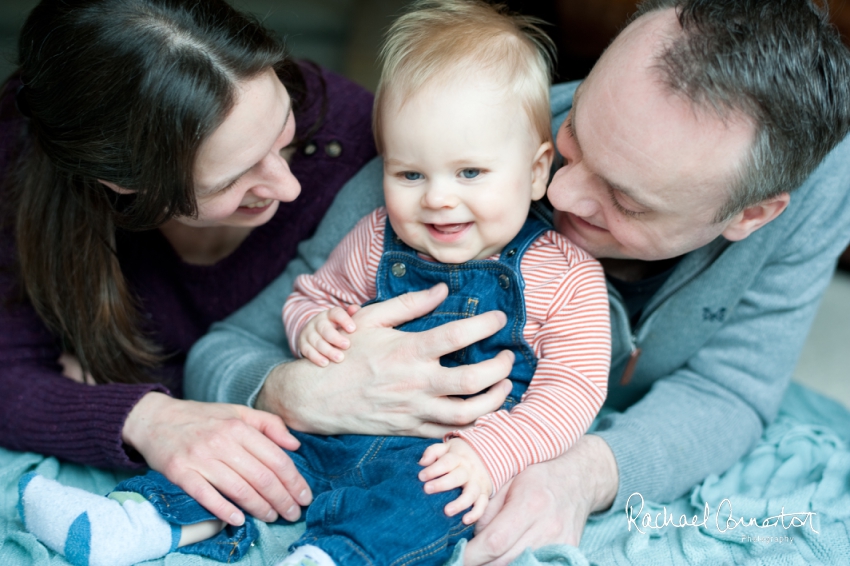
[531,141,555,201]
[98,179,135,195]
[722,192,790,242]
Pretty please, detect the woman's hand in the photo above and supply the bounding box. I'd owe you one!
[257,283,515,438]
[122,392,313,526]
[463,435,619,565]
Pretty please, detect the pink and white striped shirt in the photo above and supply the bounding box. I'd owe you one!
[284,207,611,492]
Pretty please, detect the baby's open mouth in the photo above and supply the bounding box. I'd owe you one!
[428,223,471,234]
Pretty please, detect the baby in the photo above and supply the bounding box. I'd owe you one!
[277,1,611,564]
[18,2,610,565]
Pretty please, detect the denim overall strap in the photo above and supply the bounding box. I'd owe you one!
[375,217,550,403]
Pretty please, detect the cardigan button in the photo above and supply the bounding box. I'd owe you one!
[391,262,407,277]
[498,274,510,289]
[325,140,342,157]
[303,142,317,156]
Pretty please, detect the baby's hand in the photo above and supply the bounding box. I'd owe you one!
[418,438,493,525]
[298,305,360,367]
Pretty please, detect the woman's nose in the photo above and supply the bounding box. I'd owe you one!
[255,151,301,203]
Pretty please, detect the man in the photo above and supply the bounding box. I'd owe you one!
[184,0,850,563]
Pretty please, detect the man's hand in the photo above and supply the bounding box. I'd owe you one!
[122,392,313,527]
[258,283,515,438]
[464,435,619,566]
[419,438,493,524]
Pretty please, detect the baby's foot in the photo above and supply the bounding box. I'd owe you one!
[18,473,178,566]
[277,544,337,566]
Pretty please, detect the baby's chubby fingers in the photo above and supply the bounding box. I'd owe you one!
[299,342,330,367]
[444,482,485,519]
[418,450,459,483]
[461,493,490,525]
[308,333,347,363]
[314,317,351,351]
[423,465,468,495]
[419,442,450,467]
[345,304,361,316]
[327,306,357,334]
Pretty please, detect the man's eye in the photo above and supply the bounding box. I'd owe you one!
[460,168,480,179]
[403,172,423,181]
[608,187,645,218]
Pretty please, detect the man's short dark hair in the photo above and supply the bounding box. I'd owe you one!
[634,0,850,220]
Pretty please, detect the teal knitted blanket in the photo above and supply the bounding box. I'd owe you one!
[3,383,847,565]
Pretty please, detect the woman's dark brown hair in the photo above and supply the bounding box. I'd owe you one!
[7,0,305,384]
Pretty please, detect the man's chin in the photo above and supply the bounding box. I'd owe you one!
[554,212,611,258]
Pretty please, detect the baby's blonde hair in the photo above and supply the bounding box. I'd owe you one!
[373,0,556,153]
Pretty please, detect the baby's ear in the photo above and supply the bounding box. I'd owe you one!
[530,141,554,201]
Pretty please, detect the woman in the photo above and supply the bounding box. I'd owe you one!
[0,0,378,527]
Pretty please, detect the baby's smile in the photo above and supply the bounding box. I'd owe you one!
[425,222,473,243]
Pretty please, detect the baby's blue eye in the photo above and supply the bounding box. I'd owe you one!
[404,172,423,181]
[461,168,480,179]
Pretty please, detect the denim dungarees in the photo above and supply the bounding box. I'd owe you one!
[119,216,549,566]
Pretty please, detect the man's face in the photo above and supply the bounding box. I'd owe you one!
[547,9,756,261]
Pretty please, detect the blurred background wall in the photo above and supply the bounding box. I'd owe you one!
[3,0,850,91]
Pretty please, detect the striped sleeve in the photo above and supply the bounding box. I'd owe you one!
[452,231,611,493]
[283,208,387,356]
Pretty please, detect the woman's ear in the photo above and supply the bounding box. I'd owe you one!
[531,141,555,201]
[722,192,790,242]
[98,179,135,195]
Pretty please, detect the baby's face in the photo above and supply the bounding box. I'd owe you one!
[381,77,552,263]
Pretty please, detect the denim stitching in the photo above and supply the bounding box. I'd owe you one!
[391,521,474,566]
[360,436,388,466]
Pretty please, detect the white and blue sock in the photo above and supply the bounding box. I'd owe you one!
[276,544,337,566]
[18,472,179,566]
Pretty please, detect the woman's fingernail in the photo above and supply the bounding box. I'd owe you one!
[265,510,278,522]
[230,512,245,526]
[299,489,311,504]
[285,504,299,520]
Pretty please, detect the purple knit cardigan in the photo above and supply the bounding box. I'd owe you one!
[0,63,376,468]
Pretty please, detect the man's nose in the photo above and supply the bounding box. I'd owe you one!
[548,162,600,217]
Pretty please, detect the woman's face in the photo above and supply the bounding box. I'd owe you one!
[182,68,301,228]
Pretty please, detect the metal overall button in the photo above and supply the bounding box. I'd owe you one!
[391,262,407,277]
[498,274,510,289]
[506,248,517,257]
[325,140,342,157]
